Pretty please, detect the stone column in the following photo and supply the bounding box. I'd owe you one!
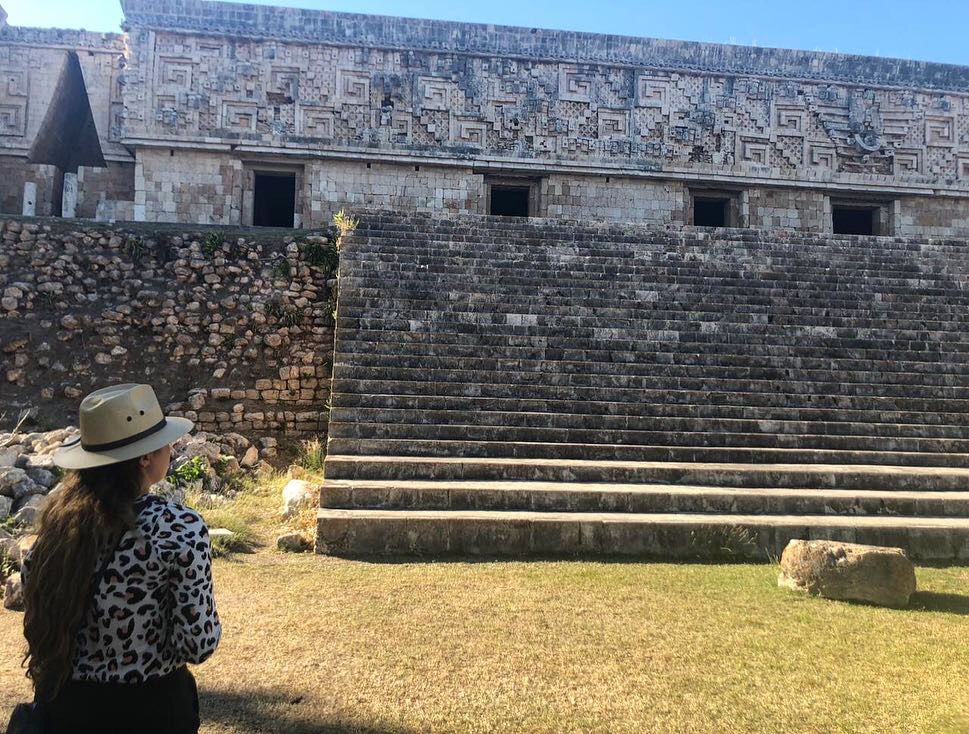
[62,172,78,218]
[21,182,36,216]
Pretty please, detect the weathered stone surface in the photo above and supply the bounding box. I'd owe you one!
[0,220,334,450]
[3,572,24,611]
[276,532,312,553]
[281,479,314,518]
[12,494,47,527]
[778,540,917,608]
[0,530,22,570]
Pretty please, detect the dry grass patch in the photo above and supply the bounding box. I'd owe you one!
[3,556,967,733]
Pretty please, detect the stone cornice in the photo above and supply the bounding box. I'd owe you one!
[0,25,124,50]
[119,0,969,92]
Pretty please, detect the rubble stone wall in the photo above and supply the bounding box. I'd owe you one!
[0,216,337,448]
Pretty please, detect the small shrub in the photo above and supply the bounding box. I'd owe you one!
[170,455,210,489]
[273,258,292,279]
[202,231,226,258]
[296,437,326,473]
[264,301,284,320]
[332,209,359,250]
[124,236,147,260]
[304,240,339,273]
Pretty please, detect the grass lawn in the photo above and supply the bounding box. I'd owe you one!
[1,472,968,733]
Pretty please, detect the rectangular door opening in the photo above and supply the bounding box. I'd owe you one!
[490,185,530,217]
[253,172,296,227]
[693,197,729,227]
[832,205,878,235]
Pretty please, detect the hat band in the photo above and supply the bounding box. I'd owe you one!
[81,418,168,452]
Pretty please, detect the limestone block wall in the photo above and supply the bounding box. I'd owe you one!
[76,163,136,219]
[0,217,336,448]
[0,157,61,216]
[746,189,827,232]
[894,196,969,237]
[304,160,484,226]
[135,149,242,224]
[544,176,685,224]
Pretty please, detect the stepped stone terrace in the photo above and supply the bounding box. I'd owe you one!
[4,1,969,560]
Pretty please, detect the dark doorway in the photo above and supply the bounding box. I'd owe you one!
[693,197,729,227]
[490,185,530,217]
[832,206,877,235]
[253,173,296,227]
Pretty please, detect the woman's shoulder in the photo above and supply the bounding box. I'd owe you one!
[135,494,211,545]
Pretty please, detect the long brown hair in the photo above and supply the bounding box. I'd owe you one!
[23,458,143,700]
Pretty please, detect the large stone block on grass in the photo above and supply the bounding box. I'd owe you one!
[778,539,916,608]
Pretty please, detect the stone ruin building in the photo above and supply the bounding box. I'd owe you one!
[3,0,969,232]
[4,0,969,560]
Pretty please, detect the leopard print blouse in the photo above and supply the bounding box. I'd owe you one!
[23,494,221,683]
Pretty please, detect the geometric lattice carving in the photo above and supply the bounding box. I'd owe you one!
[419,77,451,111]
[0,102,25,136]
[957,155,969,180]
[894,149,922,174]
[773,104,805,135]
[559,65,592,102]
[450,117,489,146]
[636,77,669,111]
[598,109,628,139]
[925,116,955,147]
[738,136,769,165]
[336,69,370,103]
[808,143,837,169]
[157,57,194,88]
[300,106,334,137]
[222,102,259,131]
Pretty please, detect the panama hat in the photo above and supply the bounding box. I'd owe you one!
[53,384,194,470]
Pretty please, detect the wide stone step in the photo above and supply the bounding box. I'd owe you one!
[326,437,969,467]
[335,340,969,378]
[341,291,969,321]
[349,255,959,290]
[332,391,969,427]
[327,406,969,440]
[323,455,969,489]
[332,378,969,414]
[331,364,969,399]
[333,352,969,387]
[337,316,969,352]
[327,420,969,453]
[322,479,969,517]
[338,329,969,363]
[351,229,969,261]
[340,303,968,337]
[343,273,969,304]
[344,282,969,317]
[315,508,969,561]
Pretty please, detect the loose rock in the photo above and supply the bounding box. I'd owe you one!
[3,572,24,611]
[277,532,312,553]
[778,539,917,608]
[281,479,314,518]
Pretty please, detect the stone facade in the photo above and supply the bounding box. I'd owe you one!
[3,0,969,233]
[0,216,336,441]
[0,23,133,217]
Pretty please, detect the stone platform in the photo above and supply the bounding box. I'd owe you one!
[316,212,969,561]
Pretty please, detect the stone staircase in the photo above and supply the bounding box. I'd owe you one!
[317,211,969,561]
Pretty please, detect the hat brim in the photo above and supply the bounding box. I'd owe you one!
[53,417,194,470]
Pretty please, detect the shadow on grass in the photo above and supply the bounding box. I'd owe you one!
[908,591,969,615]
[200,687,409,734]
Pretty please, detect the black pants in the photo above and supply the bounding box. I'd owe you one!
[43,666,200,734]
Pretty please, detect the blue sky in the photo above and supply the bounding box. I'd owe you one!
[5,0,969,66]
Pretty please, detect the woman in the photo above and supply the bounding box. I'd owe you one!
[19,383,221,733]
